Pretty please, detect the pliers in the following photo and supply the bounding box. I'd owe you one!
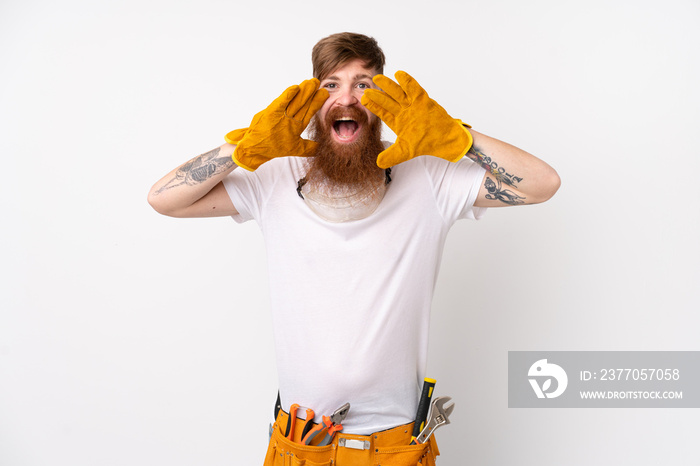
[302,402,350,446]
[285,404,316,442]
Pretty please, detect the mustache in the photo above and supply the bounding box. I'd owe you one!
[323,105,369,128]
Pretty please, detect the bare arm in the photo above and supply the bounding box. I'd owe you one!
[467,129,561,207]
[147,143,239,217]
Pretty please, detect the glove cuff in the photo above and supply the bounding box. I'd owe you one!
[224,128,248,145]
[232,146,262,171]
[455,119,474,161]
[456,118,472,129]
[226,127,262,171]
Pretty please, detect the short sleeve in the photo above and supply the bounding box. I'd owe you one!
[222,157,305,224]
[222,167,263,224]
[420,156,487,224]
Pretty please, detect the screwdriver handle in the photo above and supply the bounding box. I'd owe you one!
[410,378,436,444]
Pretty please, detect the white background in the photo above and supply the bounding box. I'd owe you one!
[1,0,698,465]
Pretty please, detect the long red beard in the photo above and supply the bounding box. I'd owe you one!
[305,106,385,191]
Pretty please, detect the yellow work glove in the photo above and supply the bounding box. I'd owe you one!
[224,127,248,146]
[225,78,329,171]
[361,71,473,169]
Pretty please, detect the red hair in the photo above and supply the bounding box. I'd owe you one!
[312,32,386,80]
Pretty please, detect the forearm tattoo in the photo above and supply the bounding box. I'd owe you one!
[467,144,526,205]
[154,147,234,195]
[467,145,523,188]
[484,177,525,205]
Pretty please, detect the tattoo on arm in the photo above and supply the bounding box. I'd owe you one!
[154,147,234,195]
[467,145,523,188]
[484,177,526,205]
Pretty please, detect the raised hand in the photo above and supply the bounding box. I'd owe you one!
[361,71,472,169]
[225,78,329,171]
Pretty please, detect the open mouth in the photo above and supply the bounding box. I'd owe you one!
[333,117,360,141]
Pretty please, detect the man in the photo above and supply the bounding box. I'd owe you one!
[148,32,560,465]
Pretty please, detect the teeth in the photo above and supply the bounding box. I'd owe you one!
[332,117,360,140]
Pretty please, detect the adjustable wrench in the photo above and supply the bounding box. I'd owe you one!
[414,396,454,444]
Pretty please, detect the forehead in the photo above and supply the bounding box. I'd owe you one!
[322,58,378,81]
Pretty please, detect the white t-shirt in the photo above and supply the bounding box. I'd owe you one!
[223,155,486,434]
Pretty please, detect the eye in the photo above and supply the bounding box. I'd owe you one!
[323,82,337,89]
[357,82,370,89]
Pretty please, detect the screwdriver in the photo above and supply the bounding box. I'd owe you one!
[410,378,436,445]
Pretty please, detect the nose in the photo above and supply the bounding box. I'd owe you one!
[334,87,359,107]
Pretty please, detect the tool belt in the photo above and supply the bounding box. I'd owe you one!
[264,409,440,466]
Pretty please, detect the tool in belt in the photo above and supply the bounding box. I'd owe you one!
[410,378,437,444]
[276,396,351,446]
[286,403,316,442]
[276,388,453,446]
[302,402,350,446]
[413,396,454,444]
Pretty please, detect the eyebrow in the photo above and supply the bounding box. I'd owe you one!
[324,73,374,81]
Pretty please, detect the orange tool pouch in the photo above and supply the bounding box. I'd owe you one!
[264,409,440,466]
